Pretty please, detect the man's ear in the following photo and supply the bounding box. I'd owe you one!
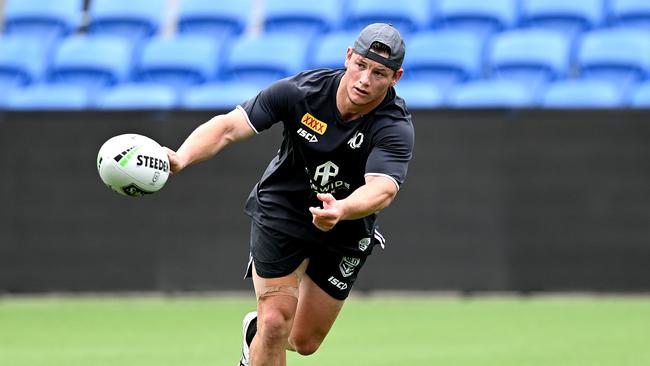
[391,68,404,86]
[344,47,353,69]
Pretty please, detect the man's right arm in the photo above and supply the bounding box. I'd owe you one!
[166,108,255,174]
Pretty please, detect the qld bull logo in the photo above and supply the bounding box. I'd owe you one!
[339,256,361,278]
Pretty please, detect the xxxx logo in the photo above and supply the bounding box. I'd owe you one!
[301,113,328,135]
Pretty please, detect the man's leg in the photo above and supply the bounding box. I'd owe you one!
[288,274,344,355]
[250,259,308,366]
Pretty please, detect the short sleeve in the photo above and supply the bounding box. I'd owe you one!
[238,79,300,133]
[365,121,415,190]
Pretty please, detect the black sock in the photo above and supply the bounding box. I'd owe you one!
[245,317,257,346]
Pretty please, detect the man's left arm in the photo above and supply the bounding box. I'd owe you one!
[308,175,398,232]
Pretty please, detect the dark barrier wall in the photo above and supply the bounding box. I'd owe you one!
[1,110,649,293]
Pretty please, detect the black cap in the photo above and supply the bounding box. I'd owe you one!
[353,23,405,71]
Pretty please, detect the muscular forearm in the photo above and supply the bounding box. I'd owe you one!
[339,179,396,220]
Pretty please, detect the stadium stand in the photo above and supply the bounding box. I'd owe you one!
[345,0,432,35]
[519,0,605,39]
[221,33,310,83]
[48,35,133,92]
[308,31,357,69]
[87,0,167,43]
[628,82,650,107]
[541,79,624,108]
[435,0,518,37]
[610,0,650,31]
[263,0,342,37]
[0,34,49,89]
[394,80,445,108]
[403,30,484,89]
[133,35,223,90]
[576,28,650,90]
[487,28,572,89]
[447,79,536,108]
[0,0,649,110]
[177,0,252,41]
[95,83,177,110]
[5,83,90,110]
[180,82,264,110]
[2,0,82,43]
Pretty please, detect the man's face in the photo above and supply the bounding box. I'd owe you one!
[344,48,403,108]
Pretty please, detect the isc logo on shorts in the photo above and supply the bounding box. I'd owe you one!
[301,113,328,135]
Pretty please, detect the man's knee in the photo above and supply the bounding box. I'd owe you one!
[257,306,293,341]
[290,335,322,356]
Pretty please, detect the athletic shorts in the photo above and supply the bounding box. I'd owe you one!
[245,220,378,300]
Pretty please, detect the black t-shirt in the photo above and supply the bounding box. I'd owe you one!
[239,68,414,252]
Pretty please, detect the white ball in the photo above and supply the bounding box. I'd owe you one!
[97,133,170,197]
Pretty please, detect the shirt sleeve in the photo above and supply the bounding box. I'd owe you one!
[365,121,415,190]
[237,79,299,133]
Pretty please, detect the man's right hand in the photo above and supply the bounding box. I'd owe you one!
[164,147,186,175]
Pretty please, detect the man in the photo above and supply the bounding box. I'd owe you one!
[166,23,414,366]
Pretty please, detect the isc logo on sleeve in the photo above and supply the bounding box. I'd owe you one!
[301,113,328,135]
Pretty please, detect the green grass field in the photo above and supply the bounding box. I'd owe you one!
[1,295,649,366]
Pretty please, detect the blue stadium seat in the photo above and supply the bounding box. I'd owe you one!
[5,84,90,110]
[264,0,342,37]
[0,35,49,90]
[222,33,310,83]
[403,30,484,89]
[87,0,167,42]
[48,35,133,91]
[577,28,650,89]
[345,0,432,34]
[436,0,518,36]
[541,80,623,108]
[134,35,222,90]
[447,80,536,108]
[95,83,177,110]
[610,0,650,31]
[520,0,604,38]
[308,31,357,69]
[394,81,445,108]
[177,0,252,41]
[627,82,650,107]
[488,29,571,89]
[180,82,264,110]
[3,0,82,42]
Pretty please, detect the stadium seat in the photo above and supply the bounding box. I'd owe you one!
[520,0,604,38]
[576,28,650,89]
[541,80,623,108]
[402,30,484,89]
[394,81,445,108]
[222,33,310,83]
[95,83,177,110]
[264,0,342,37]
[610,0,650,31]
[177,0,252,41]
[180,82,264,110]
[5,83,90,110]
[488,29,571,89]
[87,0,167,42]
[0,35,49,89]
[3,0,82,42]
[308,31,358,69]
[627,82,650,107]
[447,80,536,108]
[48,35,133,91]
[435,0,518,36]
[134,35,222,90]
[345,0,432,34]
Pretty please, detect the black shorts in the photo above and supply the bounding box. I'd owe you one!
[245,220,378,300]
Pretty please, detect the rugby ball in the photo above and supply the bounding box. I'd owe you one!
[97,134,170,197]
